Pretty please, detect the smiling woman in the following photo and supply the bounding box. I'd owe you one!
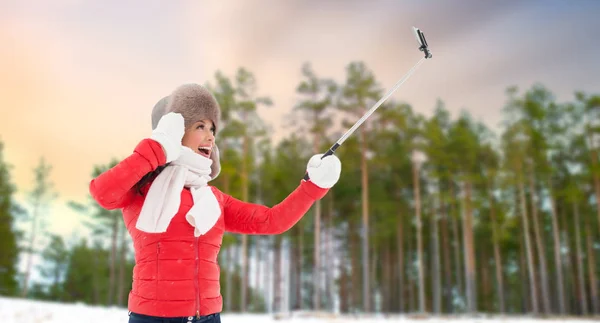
[150,86,222,177]
[183,119,216,159]
[88,83,342,322]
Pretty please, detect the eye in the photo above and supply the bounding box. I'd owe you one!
[196,122,214,134]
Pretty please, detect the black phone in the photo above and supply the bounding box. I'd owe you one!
[412,27,432,59]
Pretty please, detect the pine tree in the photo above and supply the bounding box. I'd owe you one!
[293,62,337,310]
[337,61,382,312]
[68,159,125,306]
[207,67,272,312]
[21,157,56,297]
[38,234,69,300]
[0,140,20,296]
[62,238,109,304]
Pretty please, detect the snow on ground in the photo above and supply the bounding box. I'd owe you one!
[0,297,598,323]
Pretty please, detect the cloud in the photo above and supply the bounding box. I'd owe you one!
[1,0,599,240]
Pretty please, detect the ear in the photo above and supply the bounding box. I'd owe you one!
[210,144,221,180]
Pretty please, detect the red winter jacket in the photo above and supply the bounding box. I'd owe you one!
[89,138,327,318]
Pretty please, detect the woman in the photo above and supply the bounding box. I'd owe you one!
[89,83,342,323]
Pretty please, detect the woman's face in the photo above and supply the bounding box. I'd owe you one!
[181,119,215,158]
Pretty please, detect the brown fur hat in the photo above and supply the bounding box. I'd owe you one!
[151,84,221,179]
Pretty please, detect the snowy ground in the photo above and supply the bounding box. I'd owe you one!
[0,297,598,323]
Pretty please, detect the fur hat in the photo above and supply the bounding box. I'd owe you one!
[151,84,221,179]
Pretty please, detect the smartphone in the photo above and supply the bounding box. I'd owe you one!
[412,27,432,58]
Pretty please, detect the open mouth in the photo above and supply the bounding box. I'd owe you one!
[197,147,211,158]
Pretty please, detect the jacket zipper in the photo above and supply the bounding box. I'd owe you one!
[195,236,200,318]
[156,242,160,293]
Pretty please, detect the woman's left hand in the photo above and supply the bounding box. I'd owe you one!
[305,154,342,189]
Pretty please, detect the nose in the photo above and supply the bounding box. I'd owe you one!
[207,132,215,142]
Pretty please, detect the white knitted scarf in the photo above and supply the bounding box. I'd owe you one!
[135,146,221,236]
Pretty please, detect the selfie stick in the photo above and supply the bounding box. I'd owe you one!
[303,26,432,181]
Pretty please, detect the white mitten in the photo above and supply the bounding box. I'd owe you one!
[150,112,185,163]
[306,153,342,189]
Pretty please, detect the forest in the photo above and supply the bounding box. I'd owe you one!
[0,61,598,317]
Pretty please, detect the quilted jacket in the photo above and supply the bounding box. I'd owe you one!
[89,138,328,317]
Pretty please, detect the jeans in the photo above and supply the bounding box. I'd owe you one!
[128,311,221,323]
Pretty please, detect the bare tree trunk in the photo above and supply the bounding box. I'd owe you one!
[462,180,477,313]
[223,172,232,311]
[117,224,127,306]
[379,246,393,313]
[573,202,588,315]
[226,246,233,311]
[480,247,491,312]
[567,246,577,315]
[264,238,271,313]
[313,199,321,311]
[391,252,398,312]
[518,173,539,314]
[450,184,463,307]
[295,227,303,310]
[326,197,335,311]
[412,160,425,313]
[584,128,599,315]
[92,246,101,304]
[585,221,599,314]
[339,258,349,313]
[452,210,463,309]
[559,202,573,314]
[350,222,361,311]
[384,242,392,312]
[593,168,600,237]
[241,234,248,311]
[370,247,377,312]
[286,241,293,312]
[359,126,370,312]
[519,235,529,313]
[241,204,248,303]
[255,238,261,310]
[273,236,282,312]
[312,116,322,311]
[440,197,453,314]
[586,132,600,237]
[488,183,505,313]
[547,181,566,314]
[407,230,415,312]
[431,195,441,314]
[21,200,40,297]
[108,215,118,305]
[397,215,405,313]
[240,110,251,312]
[528,171,551,313]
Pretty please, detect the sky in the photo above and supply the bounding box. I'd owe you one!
[1,0,600,248]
